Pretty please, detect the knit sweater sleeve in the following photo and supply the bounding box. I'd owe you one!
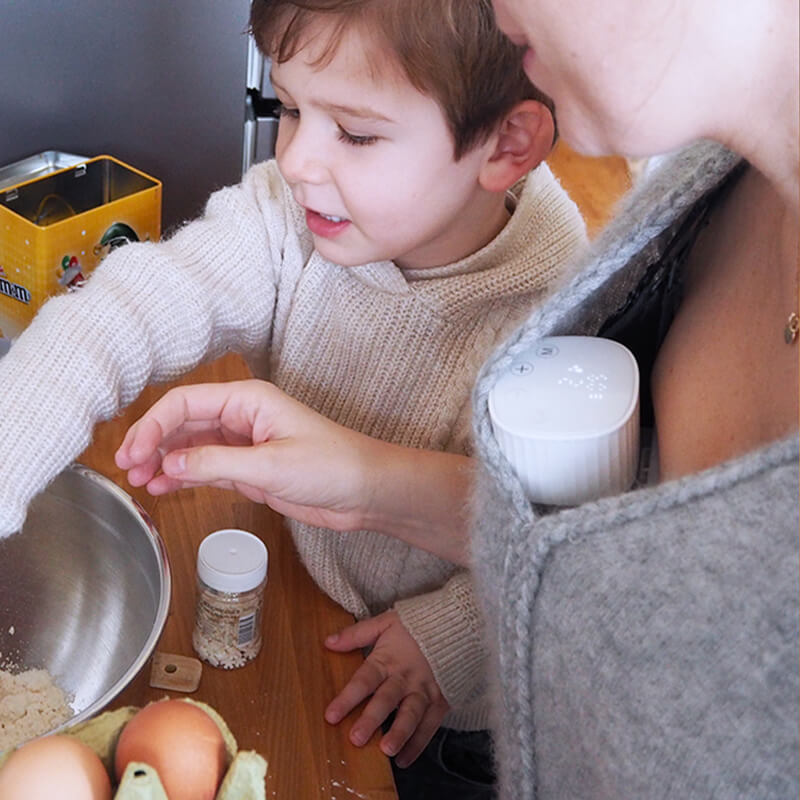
[393,570,486,711]
[0,162,292,537]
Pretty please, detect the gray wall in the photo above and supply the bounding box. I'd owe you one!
[0,0,251,230]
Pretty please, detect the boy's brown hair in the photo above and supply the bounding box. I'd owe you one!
[249,0,556,160]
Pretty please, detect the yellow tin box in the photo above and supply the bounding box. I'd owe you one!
[0,155,161,338]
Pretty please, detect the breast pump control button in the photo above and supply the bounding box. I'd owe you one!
[510,362,533,376]
[536,344,559,358]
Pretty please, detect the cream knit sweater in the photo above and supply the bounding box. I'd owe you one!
[0,159,585,729]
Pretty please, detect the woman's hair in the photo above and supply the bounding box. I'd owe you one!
[249,0,556,159]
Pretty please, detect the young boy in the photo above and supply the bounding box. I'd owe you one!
[0,0,586,794]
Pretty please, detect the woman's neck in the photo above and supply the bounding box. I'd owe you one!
[730,95,799,214]
[707,0,799,212]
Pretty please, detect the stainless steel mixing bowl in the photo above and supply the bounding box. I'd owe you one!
[0,464,170,731]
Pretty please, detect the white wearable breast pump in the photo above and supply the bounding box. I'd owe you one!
[488,336,640,506]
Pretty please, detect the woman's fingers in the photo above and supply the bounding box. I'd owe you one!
[124,448,166,487]
[159,440,275,489]
[114,379,378,530]
[115,416,166,469]
[119,380,271,457]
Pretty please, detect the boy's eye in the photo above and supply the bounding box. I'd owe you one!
[275,102,299,119]
[337,126,378,147]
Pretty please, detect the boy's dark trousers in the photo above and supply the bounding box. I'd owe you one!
[388,725,496,800]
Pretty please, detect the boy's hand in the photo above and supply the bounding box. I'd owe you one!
[324,610,449,768]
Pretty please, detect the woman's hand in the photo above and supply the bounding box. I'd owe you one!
[117,379,383,531]
[115,380,473,564]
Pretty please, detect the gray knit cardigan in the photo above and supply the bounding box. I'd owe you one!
[471,140,800,799]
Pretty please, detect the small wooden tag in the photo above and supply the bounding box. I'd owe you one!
[148,651,203,693]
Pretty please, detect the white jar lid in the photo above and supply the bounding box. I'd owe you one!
[197,529,268,593]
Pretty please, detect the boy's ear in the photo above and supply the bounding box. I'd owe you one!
[478,100,555,193]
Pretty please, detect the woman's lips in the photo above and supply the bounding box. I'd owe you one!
[305,208,351,238]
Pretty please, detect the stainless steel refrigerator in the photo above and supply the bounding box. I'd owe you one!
[0,0,254,231]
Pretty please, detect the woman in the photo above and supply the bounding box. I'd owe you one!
[470,0,798,797]
[115,0,798,796]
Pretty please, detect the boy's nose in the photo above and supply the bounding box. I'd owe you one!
[276,125,328,186]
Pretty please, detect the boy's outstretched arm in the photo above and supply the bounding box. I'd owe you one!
[115,379,474,566]
[0,164,286,539]
[323,610,450,767]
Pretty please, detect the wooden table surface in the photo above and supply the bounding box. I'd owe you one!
[79,353,399,800]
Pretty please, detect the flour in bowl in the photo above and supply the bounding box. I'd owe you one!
[0,666,73,750]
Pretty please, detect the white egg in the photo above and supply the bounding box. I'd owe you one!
[0,734,111,800]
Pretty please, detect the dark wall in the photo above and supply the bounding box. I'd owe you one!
[0,0,251,230]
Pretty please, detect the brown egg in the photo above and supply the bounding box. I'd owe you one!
[114,698,227,800]
[0,734,112,800]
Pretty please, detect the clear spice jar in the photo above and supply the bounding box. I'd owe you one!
[192,528,268,670]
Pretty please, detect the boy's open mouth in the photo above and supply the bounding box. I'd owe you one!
[305,208,351,238]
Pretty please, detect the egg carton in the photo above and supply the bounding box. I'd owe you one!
[1,698,267,800]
